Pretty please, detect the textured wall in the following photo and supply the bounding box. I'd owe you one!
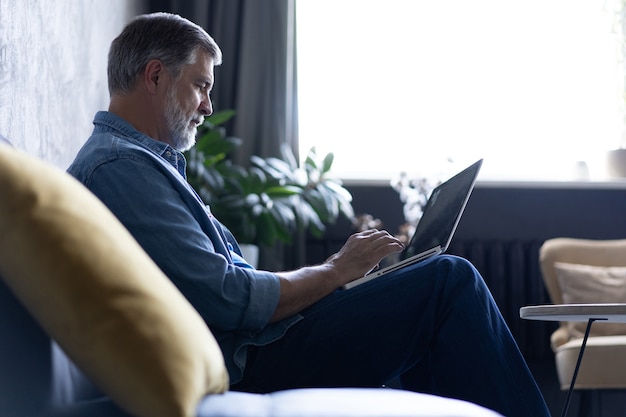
[0,0,144,168]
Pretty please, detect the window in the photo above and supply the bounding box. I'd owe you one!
[296,0,624,181]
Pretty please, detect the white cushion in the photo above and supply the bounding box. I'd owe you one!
[196,388,503,417]
[554,262,626,339]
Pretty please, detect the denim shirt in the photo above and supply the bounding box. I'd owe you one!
[67,111,302,384]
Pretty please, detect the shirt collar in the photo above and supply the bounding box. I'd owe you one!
[93,111,187,178]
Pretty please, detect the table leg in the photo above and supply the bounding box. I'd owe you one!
[560,317,607,417]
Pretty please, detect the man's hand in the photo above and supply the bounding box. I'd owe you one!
[325,229,405,284]
[271,229,404,322]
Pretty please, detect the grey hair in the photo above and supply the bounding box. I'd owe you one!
[107,12,222,95]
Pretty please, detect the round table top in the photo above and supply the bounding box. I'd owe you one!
[520,303,626,323]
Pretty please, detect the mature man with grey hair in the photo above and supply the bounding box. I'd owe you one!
[67,12,550,417]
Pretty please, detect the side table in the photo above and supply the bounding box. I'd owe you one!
[520,303,626,417]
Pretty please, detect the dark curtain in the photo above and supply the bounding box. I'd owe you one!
[148,0,299,165]
[148,0,303,270]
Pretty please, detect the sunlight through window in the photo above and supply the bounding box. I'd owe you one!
[296,0,625,181]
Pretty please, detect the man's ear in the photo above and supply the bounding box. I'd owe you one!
[144,59,164,94]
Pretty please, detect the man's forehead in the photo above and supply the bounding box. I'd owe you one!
[187,51,215,80]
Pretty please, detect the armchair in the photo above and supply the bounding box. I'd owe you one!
[539,237,626,390]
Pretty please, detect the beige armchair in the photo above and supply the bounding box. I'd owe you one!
[539,238,626,390]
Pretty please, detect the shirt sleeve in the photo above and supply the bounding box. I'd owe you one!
[76,149,281,335]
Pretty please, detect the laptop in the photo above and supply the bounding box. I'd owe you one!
[342,159,483,290]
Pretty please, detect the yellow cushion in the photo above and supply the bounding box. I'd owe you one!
[555,261,626,339]
[0,144,228,417]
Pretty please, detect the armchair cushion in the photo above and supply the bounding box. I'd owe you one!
[554,261,626,339]
[554,335,626,389]
[0,144,228,417]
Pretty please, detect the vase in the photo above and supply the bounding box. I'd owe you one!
[606,149,626,178]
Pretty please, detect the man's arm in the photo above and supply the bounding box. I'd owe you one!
[271,229,404,322]
[69,145,281,333]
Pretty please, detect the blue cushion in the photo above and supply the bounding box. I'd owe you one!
[0,277,106,416]
[43,398,130,417]
[0,277,53,416]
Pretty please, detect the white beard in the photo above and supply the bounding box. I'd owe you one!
[164,86,198,152]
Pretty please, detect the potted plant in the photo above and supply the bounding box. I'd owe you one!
[185,110,355,254]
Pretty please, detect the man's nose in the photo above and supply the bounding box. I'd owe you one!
[199,96,213,116]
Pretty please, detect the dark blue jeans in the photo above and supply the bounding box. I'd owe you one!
[233,255,550,417]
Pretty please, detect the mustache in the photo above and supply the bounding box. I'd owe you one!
[192,115,204,126]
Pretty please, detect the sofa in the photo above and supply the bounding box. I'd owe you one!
[0,141,501,417]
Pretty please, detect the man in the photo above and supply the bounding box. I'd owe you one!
[68,12,550,417]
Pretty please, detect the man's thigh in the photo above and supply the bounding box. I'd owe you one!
[233,255,472,392]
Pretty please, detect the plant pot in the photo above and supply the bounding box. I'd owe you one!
[239,244,259,268]
[606,149,626,178]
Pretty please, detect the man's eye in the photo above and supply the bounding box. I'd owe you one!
[198,83,211,92]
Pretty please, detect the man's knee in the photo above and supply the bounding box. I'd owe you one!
[428,255,484,290]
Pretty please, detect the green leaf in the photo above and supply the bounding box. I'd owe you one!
[280,143,299,169]
[322,152,334,174]
[247,167,267,194]
[265,185,302,198]
[256,212,280,247]
[305,148,318,170]
[323,180,353,202]
[204,109,236,127]
[272,201,297,225]
[297,200,325,234]
[252,156,295,182]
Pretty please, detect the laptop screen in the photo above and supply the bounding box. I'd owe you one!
[402,159,482,259]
